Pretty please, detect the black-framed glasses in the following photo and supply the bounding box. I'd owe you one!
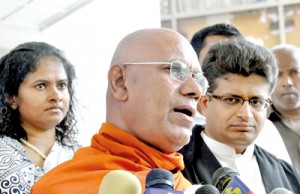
[123,60,209,94]
[207,93,272,110]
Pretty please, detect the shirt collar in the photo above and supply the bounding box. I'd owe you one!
[201,130,255,159]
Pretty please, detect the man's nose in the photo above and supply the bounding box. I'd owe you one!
[236,100,254,121]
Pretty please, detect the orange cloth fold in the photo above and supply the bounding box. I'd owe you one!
[31,123,191,194]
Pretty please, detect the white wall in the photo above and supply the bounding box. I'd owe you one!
[34,0,161,146]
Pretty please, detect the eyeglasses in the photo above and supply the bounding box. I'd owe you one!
[207,93,272,110]
[123,60,209,94]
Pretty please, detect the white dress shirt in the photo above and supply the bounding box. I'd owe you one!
[201,131,267,194]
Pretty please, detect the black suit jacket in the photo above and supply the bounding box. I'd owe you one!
[179,125,300,193]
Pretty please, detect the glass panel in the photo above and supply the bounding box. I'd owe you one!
[170,0,278,14]
[160,0,171,16]
[174,8,280,48]
[284,4,300,47]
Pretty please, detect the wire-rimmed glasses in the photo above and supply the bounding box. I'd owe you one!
[207,93,272,111]
[123,60,209,94]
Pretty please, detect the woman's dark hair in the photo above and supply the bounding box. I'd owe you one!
[0,41,78,146]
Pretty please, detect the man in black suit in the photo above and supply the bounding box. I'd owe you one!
[180,38,300,194]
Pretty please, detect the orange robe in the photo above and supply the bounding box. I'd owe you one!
[31,123,192,194]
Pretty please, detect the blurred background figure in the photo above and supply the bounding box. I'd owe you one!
[0,41,80,194]
[269,44,300,170]
[190,23,243,65]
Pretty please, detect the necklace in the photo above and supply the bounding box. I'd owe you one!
[20,138,47,160]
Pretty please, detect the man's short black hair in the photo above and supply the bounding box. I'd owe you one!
[190,23,242,57]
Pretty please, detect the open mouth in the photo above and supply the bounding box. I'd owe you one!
[174,108,193,117]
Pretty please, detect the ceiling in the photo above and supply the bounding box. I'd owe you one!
[0,0,94,31]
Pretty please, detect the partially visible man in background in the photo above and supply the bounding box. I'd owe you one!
[269,44,300,169]
[190,23,242,65]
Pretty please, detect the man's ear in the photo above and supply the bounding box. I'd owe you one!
[108,64,128,101]
[198,95,209,117]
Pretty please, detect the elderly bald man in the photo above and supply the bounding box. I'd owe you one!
[31,28,207,194]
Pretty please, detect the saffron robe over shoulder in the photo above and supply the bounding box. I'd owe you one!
[31,123,191,194]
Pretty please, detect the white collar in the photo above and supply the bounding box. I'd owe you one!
[201,130,255,159]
